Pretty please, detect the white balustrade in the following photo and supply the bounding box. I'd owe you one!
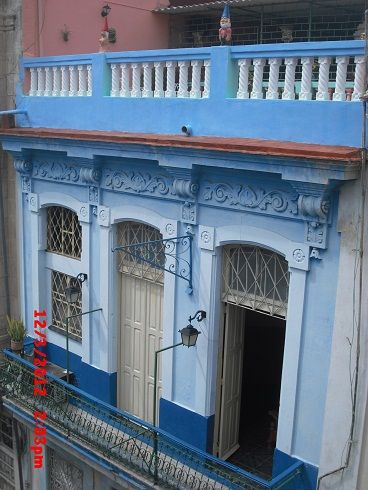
[316,57,331,101]
[69,66,78,96]
[299,57,314,100]
[27,64,92,97]
[142,63,153,98]
[266,58,282,99]
[190,60,203,98]
[52,67,61,96]
[203,60,211,98]
[352,56,366,101]
[282,58,297,100]
[237,59,250,99]
[36,67,45,96]
[251,58,266,99]
[165,61,177,98]
[131,63,142,98]
[333,56,349,101]
[154,62,164,98]
[120,64,130,97]
[110,64,120,97]
[77,65,87,96]
[106,57,210,99]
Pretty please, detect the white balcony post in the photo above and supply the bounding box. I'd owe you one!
[299,57,313,100]
[251,58,265,99]
[154,62,164,98]
[29,67,37,96]
[36,67,45,96]
[69,66,78,96]
[60,66,69,96]
[282,58,297,100]
[110,63,120,96]
[203,60,211,98]
[52,66,61,96]
[86,65,92,96]
[77,65,87,96]
[190,59,203,98]
[178,60,190,98]
[165,61,177,98]
[44,67,52,96]
[333,56,349,101]
[352,55,366,101]
[266,58,282,99]
[142,62,153,97]
[237,59,250,99]
[131,63,142,98]
[120,64,130,97]
[316,57,331,101]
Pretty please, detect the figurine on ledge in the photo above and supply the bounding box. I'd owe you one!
[219,3,232,45]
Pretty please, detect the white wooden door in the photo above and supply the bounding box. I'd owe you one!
[218,303,246,459]
[119,273,163,423]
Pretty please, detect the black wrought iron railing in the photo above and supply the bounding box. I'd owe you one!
[0,351,305,489]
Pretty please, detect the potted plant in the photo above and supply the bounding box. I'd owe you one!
[6,316,26,353]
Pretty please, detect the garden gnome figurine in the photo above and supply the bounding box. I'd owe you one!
[219,3,232,45]
[99,16,109,52]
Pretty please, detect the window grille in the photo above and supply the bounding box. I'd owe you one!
[222,245,289,318]
[48,447,83,490]
[117,221,164,285]
[51,271,82,341]
[47,207,82,259]
[0,413,13,450]
[0,449,15,488]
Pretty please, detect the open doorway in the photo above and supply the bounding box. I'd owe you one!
[215,245,289,478]
[229,307,285,477]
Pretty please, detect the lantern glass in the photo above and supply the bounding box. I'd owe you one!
[65,286,80,304]
[180,325,200,347]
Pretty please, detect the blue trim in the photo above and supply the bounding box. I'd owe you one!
[273,449,318,490]
[45,341,117,405]
[159,398,215,452]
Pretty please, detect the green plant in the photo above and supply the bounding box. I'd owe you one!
[6,316,26,342]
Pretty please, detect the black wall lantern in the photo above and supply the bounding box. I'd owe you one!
[65,273,87,304]
[101,3,111,17]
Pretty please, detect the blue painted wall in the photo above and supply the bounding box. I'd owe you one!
[16,41,366,147]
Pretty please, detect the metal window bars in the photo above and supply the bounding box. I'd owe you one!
[0,351,304,490]
[222,246,289,319]
[47,206,82,260]
[51,271,82,340]
[48,447,83,490]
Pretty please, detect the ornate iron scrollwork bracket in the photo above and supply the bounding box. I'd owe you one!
[113,234,193,294]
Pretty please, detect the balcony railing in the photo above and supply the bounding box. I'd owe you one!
[15,41,365,147]
[1,350,305,490]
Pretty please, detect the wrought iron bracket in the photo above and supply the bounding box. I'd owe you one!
[113,234,193,294]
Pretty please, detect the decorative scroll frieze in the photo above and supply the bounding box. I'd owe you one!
[104,169,171,196]
[33,161,80,182]
[201,182,298,216]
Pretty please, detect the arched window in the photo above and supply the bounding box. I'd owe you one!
[47,206,82,259]
[46,206,82,340]
[222,245,289,318]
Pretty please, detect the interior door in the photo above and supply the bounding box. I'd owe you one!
[218,303,246,459]
[119,273,163,423]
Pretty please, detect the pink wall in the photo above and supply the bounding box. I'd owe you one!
[23,0,170,57]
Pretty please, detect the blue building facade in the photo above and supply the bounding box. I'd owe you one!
[0,40,366,490]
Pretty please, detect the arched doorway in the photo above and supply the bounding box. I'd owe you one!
[215,244,289,477]
[117,221,164,423]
